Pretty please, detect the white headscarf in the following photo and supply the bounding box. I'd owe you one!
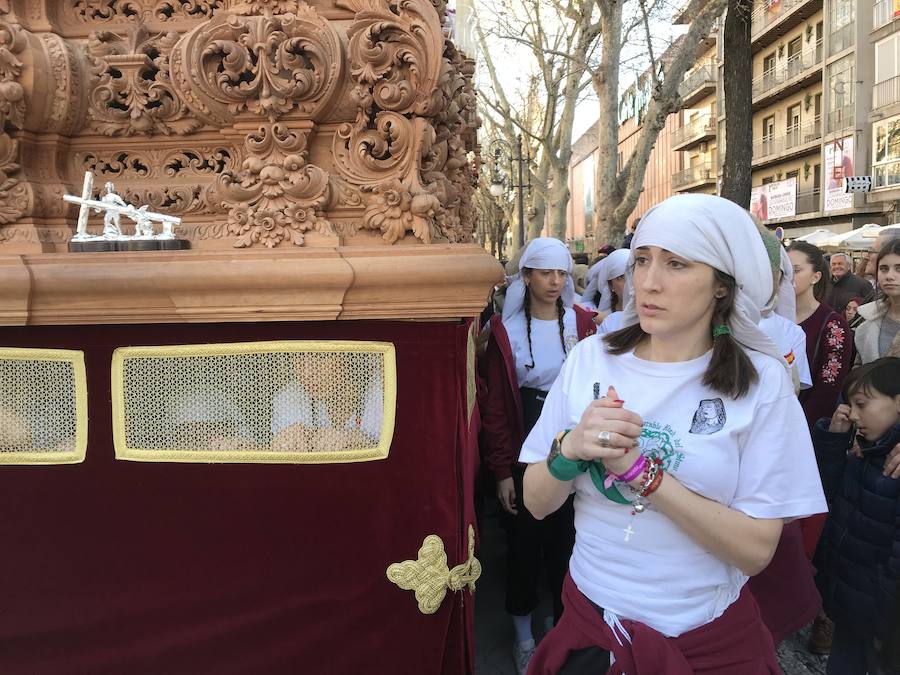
[502,237,575,326]
[621,194,785,366]
[580,248,631,311]
[773,247,797,320]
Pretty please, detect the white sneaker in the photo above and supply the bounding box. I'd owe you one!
[513,638,536,675]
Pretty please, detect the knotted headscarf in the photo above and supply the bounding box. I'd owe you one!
[580,248,631,311]
[621,194,785,366]
[502,237,575,327]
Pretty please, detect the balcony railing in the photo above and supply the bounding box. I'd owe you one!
[754,117,821,160]
[679,63,716,100]
[796,188,821,214]
[672,163,715,190]
[827,105,854,133]
[672,114,716,148]
[751,0,813,38]
[752,40,823,100]
[874,0,895,29]
[874,75,900,109]
[874,158,900,189]
[829,22,855,55]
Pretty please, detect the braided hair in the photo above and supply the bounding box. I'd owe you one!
[522,276,569,369]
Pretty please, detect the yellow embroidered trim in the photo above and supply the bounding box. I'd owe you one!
[111,340,397,464]
[0,347,88,464]
[466,321,477,425]
[386,524,481,615]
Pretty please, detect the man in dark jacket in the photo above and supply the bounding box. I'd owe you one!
[824,252,874,312]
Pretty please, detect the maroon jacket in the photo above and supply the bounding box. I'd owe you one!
[529,574,781,675]
[798,303,851,429]
[479,306,596,481]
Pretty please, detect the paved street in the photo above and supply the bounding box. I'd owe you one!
[475,499,828,674]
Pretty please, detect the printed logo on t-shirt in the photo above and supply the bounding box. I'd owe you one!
[638,421,686,473]
[689,398,726,435]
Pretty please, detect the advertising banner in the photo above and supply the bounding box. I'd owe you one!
[824,137,854,212]
[750,177,797,221]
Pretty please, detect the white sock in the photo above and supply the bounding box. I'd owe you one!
[512,613,533,643]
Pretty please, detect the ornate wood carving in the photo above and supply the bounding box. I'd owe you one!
[0,0,478,251]
[216,122,334,247]
[86,23,201,135]
[0,20,26,225]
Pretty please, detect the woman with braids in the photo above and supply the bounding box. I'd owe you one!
[520,195,825,673]
[480,237,596,674]
[785,242,851,658]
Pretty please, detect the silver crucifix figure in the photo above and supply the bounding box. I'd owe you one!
[64,172,181,242]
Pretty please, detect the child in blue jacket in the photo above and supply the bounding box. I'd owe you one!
[813,357,900,675]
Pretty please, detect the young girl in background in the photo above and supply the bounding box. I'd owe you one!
[855,238,900,362]
[480,237,595,674]
[813,357,900,674]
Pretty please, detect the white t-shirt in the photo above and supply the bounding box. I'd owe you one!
[759,314,812,390]
[519,339,826,637]
[596,311,625,335]
[507,308,578,391]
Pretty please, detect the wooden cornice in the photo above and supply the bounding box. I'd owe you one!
[0,246,503,326]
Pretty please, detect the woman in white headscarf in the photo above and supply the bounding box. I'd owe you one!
[480,237,596,674]
[517,195,826,673]
[756,228,812,393]
[580,248,630,315]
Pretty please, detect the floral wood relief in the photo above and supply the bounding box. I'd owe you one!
[73,0,224,23]
[0,20,25,225]
[217,122,334,247]
[86,24,202,135]
[0,0,477,250]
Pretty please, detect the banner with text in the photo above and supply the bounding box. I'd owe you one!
[824,136,854,213]
[750,177,797,221]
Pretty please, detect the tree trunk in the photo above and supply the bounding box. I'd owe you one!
[594,0,623,245]
[548,165,570,240]
[720,0,752,207]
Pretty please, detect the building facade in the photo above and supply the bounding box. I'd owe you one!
[568,0,898,243]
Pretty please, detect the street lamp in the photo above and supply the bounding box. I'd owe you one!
[488,135,531,249]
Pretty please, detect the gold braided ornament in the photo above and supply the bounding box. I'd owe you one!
[386,525,482,615]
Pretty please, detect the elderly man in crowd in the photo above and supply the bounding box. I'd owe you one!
[824,251,874,313]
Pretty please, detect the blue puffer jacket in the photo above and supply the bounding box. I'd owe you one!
[814,419,900,641]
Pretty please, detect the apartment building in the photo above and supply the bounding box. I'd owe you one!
[866,0,900,219]
[566,52,685,250]
[670,12,720,196]
[730,0,883,235]
[566,120,600,251]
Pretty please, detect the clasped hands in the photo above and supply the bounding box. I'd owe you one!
[561,385,644,477]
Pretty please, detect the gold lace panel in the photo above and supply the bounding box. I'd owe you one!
[111,341,396,463]
[0,348,87,464]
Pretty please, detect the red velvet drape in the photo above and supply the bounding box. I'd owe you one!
[0,320,479,675]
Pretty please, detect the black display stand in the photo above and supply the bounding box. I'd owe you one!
[68,239,191,252]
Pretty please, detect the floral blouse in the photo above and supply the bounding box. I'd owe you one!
[798,303,852,429]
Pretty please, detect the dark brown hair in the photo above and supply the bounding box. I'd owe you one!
[787,240,830,302]
[603,269,757,398]
[843,356,900,401]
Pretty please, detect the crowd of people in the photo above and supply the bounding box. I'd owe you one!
[476,195,900,675]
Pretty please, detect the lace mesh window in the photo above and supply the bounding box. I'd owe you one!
[0,348,87,464]
[111,341,396,463]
